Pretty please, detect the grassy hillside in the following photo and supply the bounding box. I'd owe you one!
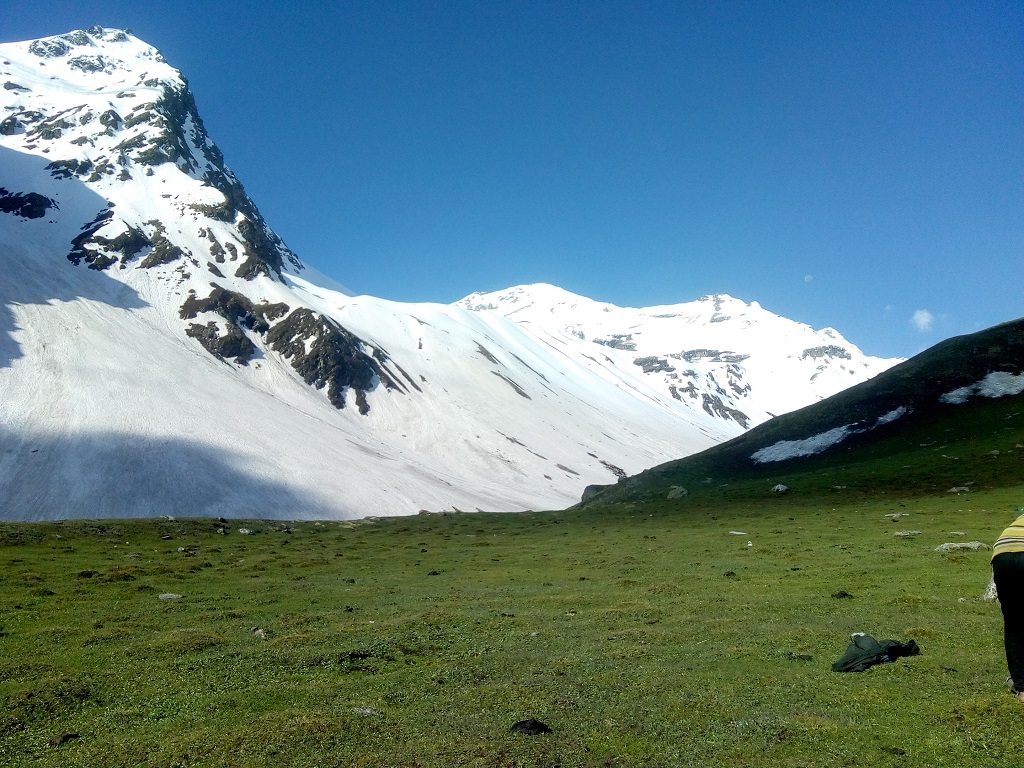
[581,319,1024,508]
[2,486,1024,767]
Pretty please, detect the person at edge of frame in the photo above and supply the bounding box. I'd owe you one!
[992,509,1024,702]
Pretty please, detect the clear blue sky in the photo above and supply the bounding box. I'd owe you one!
[3,1,1021,358]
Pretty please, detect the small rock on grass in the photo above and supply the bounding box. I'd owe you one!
[511,719,552,735]
[894,530,922,538]
[49,732,79,747]
[935,541,989,553]
[158,593,182,600]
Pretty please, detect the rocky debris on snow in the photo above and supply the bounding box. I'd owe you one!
[593,334,636,351]
[0,186,57,219]
[633,356,675,374]
[801,345,852,361]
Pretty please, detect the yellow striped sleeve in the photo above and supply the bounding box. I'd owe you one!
[993,513,1024,559]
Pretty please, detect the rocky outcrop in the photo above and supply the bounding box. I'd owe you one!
[0,187,56,219]
[266,308,386,414]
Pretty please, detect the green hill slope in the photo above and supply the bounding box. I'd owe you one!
[580,319,1024,508]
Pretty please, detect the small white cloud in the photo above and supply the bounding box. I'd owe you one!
[911,309,934,332]
[803,274,814,283]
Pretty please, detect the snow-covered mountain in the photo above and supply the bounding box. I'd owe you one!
[0,28,899,520]
[458,284,890,428]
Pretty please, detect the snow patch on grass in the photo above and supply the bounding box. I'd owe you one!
[940,372,1024,404]
[751,425,855,463]
[751,406,910,464]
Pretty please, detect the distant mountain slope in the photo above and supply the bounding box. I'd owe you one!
[579,319,1024,507]
[458,284,895,429]
[0,28,898,520]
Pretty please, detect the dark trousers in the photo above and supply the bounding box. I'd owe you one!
[993,551,1024,690]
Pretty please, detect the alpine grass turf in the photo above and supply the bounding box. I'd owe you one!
[2,487,1024,767]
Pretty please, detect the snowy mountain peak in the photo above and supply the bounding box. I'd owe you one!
[458,283,613,314]
[458,284,895,426]
[1,27,301,283]
[19,27,171,74]
[1,29,901,520]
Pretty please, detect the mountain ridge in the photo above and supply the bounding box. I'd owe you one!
[0,27,900,519]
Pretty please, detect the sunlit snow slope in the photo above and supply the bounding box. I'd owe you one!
[0,28,899,520]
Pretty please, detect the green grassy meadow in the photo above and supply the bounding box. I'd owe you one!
[3,485,1024,767]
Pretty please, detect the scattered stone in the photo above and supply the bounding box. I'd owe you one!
[934,541,989,553]
[251,627,268,641]
[729,531,748,536]
[894,530,922,538]
[238,528,252,535]
[983,580,999,601]
[352,707,379,716]
[771,484,790,494]
[511,719,552,735]
[947,486,971,494]
[49,732,80,747]
[948,531,966,536]
[832,590,854,599]
[884,513,907,521]
[724,570,737,578]
[667,486,688,500]
[158,593,182,600]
